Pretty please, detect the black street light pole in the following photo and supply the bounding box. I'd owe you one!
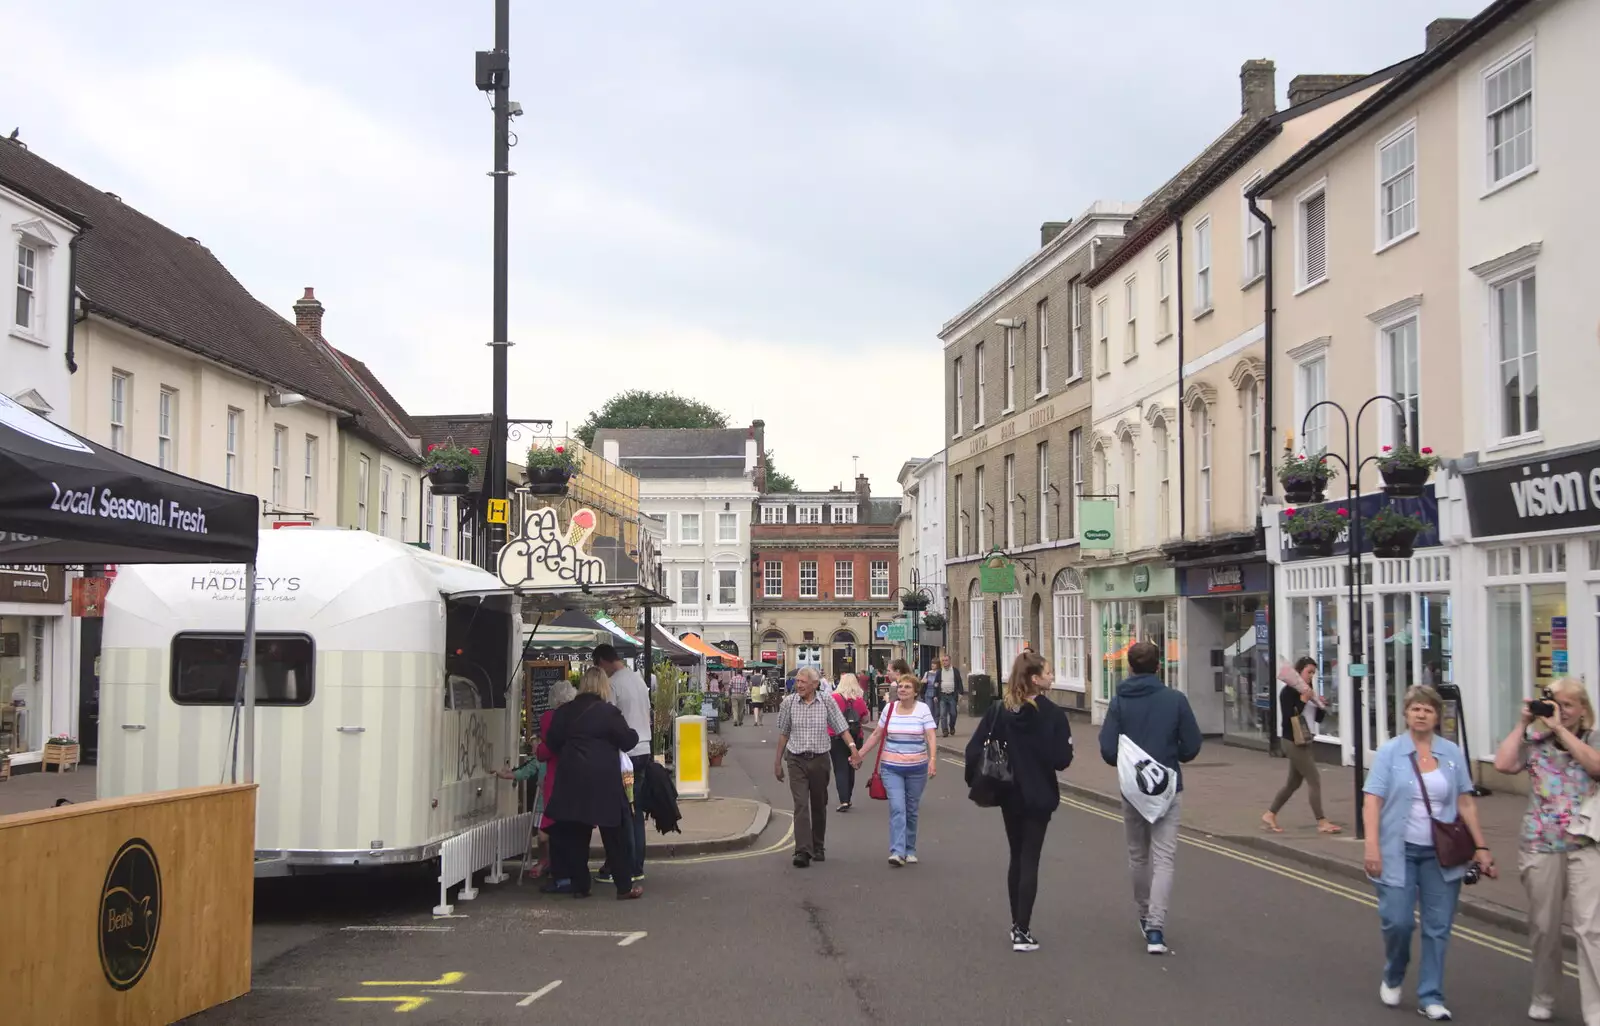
[476,0,513,570]
[1300,395,1407,842]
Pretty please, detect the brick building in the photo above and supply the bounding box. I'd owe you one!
[751,477,900,680]
[940,203,1135,710]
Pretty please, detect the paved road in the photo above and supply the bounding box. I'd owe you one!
[186,728,1578,1025]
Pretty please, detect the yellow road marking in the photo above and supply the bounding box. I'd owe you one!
[362,971,464,987]
[668,811,796,865]
[338,996,429,1012]
[940,755,1577,977]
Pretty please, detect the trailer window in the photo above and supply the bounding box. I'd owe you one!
[170,632,316,706]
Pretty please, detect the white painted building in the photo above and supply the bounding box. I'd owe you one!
[896,453,947,612]
[596,426,760,659]
[1,175,82,761]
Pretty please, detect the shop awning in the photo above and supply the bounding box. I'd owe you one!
[592,612,644,647]
[650,624,702,667]
[678,632,744,668]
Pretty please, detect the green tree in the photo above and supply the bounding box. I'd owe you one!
[575,390,728,448]
[763,450,797,493]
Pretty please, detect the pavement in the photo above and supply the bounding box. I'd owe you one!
[0,760,98,815]
[937,711,1546,936]
[171,723,1573,1025]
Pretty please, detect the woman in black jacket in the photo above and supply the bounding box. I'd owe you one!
[966,651,1074,952]
[543,667,644,900]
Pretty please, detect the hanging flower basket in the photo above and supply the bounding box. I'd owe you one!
[1278,453,1336,504]
[921,612,947,632]
[1283,505,1348,559]
[900,591,931,612]
[1368,506,1427,560]
[1376,445,1441,498]
[525,444,581,495]
[425,439,480,496]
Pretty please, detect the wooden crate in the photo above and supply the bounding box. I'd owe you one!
[42,742,80,773]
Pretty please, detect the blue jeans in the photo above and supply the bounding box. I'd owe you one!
[882,763,928,857]
[938,694,959,735]
[1377,842,1461,1006]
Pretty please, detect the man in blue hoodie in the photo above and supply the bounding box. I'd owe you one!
[1098,640,1203,956]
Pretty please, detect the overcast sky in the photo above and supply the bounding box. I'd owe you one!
[3,0,1472,493]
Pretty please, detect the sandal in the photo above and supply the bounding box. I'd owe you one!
[617,886,644,901]
[1317,821,1343,834]
[1260,813,1283,833]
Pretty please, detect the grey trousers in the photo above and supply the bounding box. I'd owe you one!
[1269,743,1325,820]
[1122,794,1183,930]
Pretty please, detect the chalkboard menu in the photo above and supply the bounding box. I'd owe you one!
[525,660,569,736]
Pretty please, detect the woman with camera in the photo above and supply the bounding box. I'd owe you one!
[1363,684,1496,1021]
[1493,678,1600,1024]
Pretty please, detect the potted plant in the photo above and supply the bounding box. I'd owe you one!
[425,439,480,496]
[1376,444,1441,498]
[42,734,80,773]
[921,612,947,632]
[524,443,582,494]
[708,736,729,767]
[1278,452,1338,504]
[1367,505,1428,559]
[1282,505,1349,558]
[900,590,931,612]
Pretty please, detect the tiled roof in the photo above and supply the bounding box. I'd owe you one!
[332,348,420,438]
[413,413,495,484]
[592,427,749,458]
[0,140,370,419]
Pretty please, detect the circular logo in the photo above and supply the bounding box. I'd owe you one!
[99,838,162,991]
[1133,758,1171,796]
[1133,566,1151,593]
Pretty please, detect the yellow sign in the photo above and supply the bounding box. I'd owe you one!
[674,715,708,799]
[486,499,509,525]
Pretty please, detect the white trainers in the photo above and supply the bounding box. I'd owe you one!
[1418,1004,1452,1021]
[1380,981,1402,1008]
[905,855,920,865]
[887,854,905,867]
[1527,1003,1553,1022]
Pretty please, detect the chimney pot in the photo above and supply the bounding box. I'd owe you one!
[1239,59,1277,118]
[1425,17,1471,51]
[293,287,326,342]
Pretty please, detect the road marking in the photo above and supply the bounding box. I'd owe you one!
[342,925,454,933]
[517,980,563,1006]
[940,754,1579,978]
[338,996,429,1012]
[539,929,647,946]
[362,971,465,987]
[432,913,470,920]
[668,811,796,865]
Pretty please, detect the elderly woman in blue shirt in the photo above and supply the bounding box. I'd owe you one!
[1362,684,1496,1022]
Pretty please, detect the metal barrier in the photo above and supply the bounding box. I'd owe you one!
[434,811,535,914]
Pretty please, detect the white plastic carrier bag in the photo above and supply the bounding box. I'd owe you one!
[1117,733,1177,824]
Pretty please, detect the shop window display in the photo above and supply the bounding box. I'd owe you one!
[1288,596,1341,740]
[0,616,46,754]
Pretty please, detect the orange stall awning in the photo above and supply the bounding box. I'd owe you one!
[678,632,745,668]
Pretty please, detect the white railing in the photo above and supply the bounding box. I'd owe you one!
[434,811,535,915]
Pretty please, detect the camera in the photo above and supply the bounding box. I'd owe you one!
[1530,687,1556,719]
[1463,862,1481,886]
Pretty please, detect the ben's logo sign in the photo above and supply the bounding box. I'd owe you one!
[99,838,162,991]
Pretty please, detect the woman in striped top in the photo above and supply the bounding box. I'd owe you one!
[854,673,939,866]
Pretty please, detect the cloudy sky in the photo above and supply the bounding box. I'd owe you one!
[3,0,1470,492]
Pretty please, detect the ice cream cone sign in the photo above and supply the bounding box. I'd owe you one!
[566,508,597,549]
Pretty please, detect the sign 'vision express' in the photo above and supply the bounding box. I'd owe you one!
[497,507,606,590]
[1463,443,1600,538]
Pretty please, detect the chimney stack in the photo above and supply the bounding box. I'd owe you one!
[1240,59,1277,117]
[1287,74,1367,106]
[752,419,767,492]
[293,287,325,342]
[1040,221,1071,248]
[1425,17,1471,51]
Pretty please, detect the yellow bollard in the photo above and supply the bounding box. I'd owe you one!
[673,715,710,800]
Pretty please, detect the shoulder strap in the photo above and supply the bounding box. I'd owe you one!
[1409,751,1437,817]
[873,705,893,775]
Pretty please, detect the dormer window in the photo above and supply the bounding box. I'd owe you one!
[831,505,857,524]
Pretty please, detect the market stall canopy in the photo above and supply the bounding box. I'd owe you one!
[521,624,636,657]
[650,624,701,667]
[0,391,259,565]
[591,612,644,648]
[678,632,744,668]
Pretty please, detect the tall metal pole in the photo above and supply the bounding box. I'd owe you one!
[479,0,512,570]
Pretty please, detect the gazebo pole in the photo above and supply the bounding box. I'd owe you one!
[242,562,258,785]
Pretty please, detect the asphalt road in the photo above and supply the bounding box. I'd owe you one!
[185,728,1579,1025]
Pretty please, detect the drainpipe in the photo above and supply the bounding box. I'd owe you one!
[1247,191,1281,755]
[64,235,81,374]
[1172,213,1186,538]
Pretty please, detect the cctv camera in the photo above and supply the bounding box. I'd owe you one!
[507,101,524,116]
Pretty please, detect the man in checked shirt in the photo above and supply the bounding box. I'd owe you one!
[775,666,858,867]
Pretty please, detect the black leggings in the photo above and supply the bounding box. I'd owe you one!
[1002,806,1051,931]
[830,735,857,804]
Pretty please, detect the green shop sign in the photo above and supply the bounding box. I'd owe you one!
[1079,500,1116,549]
[979,553,1017,594]
[1088,563,1176,600]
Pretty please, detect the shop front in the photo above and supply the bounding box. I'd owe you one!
[1178,561,1273,746]
[1461,443,1600,788]
[1271,487,1450,767]
[0,564,71,765]
[1088,561,1179,721]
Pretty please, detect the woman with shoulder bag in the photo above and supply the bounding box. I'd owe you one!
[964,651,1074,953]
[830,674,870,812]
[1492,677,1600,1025]
[1362,685,1496,1021]
[853,673,937,866]
[1262,658,1341,834]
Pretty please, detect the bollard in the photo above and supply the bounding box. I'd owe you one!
[674,714,710,800]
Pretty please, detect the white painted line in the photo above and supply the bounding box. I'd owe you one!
[255,985,318,991]
[432,913,469,920]
[426,989,539,997]
[538,929,646,947]
[341,925,455,933]
[518,980,562,1006]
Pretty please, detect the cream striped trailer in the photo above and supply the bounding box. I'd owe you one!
[98,528,523,876]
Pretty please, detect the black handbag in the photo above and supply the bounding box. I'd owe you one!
[969,706,1014,808]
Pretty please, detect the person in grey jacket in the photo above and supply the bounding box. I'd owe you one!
[1098,640,1202,955]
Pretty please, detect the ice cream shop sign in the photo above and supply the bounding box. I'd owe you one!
[497,506,606,590]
